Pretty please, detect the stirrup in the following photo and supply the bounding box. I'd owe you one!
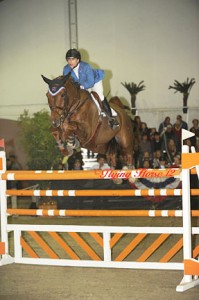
[108,117,120,130]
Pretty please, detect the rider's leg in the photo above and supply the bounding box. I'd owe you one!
[91,80,104,101]
[92,81,119,129]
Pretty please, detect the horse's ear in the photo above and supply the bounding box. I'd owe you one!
[41,75,52,85]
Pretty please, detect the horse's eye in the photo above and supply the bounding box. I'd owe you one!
[61,92,66,97]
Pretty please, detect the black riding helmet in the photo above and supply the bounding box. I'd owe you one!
[65,49,81,60]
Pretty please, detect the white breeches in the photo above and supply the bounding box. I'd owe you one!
[88,80,104,101]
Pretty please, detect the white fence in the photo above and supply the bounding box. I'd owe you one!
[134,106,199,130]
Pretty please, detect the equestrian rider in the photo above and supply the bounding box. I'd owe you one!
[63,48,119,129]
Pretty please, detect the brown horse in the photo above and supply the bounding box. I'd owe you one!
[42,74,134,167]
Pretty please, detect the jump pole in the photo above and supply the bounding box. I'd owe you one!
[5,188,199,197]
[6,208,199,217]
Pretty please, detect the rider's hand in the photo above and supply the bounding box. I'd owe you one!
[80,85,85,89]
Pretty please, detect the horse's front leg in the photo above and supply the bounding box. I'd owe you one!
[50,127,61,144]
[61,122,80,149]
[50,127,69,156]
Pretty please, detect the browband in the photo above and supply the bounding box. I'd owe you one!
[48,86,65,96]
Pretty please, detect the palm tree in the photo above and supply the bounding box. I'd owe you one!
[121,81,145,115]
[168,78,195,113]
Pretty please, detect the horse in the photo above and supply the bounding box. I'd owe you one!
[42,74,134,167]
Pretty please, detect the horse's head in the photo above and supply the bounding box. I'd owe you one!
[42,74,70,128]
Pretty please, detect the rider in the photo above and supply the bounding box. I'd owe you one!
[63,48,119,129]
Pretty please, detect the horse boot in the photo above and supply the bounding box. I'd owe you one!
[67,134,80,149]
[102,98,119,130]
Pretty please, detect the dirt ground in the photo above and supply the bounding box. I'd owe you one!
[0,263,198,300]
[0,214,199,300]
[1,194,199,300]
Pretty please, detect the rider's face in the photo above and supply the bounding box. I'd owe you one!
[67,57,79,69]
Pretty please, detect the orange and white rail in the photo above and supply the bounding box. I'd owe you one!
[6,208,199,217]
[5,188,199,197]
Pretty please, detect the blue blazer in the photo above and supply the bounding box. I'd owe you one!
[63,61,104,89]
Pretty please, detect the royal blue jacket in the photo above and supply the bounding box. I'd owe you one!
[63,61,104,89]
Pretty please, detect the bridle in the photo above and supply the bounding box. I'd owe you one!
[48,81,90,128]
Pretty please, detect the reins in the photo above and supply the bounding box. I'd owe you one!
[61,80,102,146]
[61,80,90,122]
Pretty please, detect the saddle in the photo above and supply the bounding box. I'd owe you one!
[90,91,104,113]
[90,91,117,118]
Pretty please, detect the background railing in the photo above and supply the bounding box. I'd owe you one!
[0,105,198,129]
[134,106,199,129]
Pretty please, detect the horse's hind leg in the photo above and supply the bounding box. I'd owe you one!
[118,140,134,168]
[127,152,133,168]
[107,153,116,168]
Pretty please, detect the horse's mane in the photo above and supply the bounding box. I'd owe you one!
[68,76,81,90]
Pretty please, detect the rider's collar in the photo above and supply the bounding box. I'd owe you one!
[73,63,80,78]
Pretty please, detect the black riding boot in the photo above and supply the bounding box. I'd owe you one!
[102,98,119,129]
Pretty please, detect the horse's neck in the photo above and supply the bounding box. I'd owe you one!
[66,81,94,109]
